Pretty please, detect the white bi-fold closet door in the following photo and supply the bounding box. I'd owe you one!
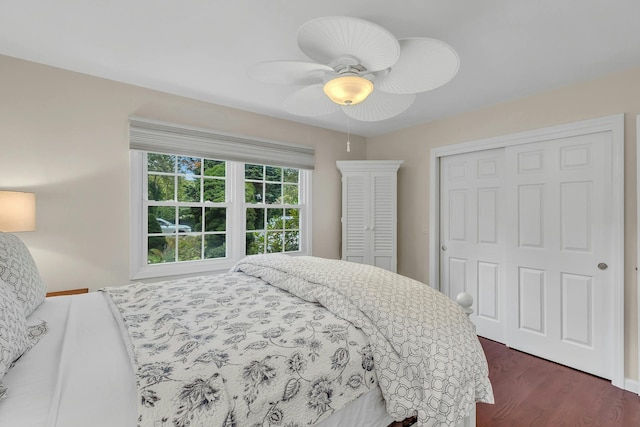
[439,126,616,381]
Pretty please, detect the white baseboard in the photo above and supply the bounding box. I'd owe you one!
[623,377,639,394]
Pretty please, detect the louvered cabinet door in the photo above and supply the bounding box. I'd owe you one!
[342,172,370,265]
[370,171,397,271]
[337,160,403,273]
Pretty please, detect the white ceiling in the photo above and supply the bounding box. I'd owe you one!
[2,0,639,137]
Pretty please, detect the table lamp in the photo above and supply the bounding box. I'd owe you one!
[0,191,36,232]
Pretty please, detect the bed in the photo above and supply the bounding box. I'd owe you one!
[0,232,493,427]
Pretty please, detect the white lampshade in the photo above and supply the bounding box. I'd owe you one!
[0,191,36,232]
[323,75,374,106]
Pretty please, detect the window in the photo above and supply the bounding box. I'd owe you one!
[129,118,314,279]
[245,164,301,255]
[146,153,228,265]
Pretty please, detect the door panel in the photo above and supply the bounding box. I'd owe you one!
[448,257,468,298]
[518,184,545,248]
[440,148,506,343]
[560,182,591,251]
[448,190,467,241]
[518,267,546,334]
[477,261,499,320]
[561,273,592,346]
[505,131,612,379]
[371,171,397,270]
[478,188,498,244]
[343,173,368,263]
[371,173,394,253]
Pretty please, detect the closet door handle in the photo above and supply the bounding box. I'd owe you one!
[597,262,608,270]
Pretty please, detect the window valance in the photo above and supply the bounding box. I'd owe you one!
[129,117,315,170]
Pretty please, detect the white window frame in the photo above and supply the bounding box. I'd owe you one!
[129,119,313,280]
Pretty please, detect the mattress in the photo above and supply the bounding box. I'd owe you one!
[0,292,395,426]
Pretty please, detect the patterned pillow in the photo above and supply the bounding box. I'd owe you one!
[0,232,46,316]
[0,283,33,391]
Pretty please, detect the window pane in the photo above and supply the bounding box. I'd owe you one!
[245,182,264,203]
[203,178,225,203]
[205,207,226,232]
[283,168,299,183]
[148,175,175,201]
[283,184,298,204]
[245,164,263,180]
[178,156,201,175]
[148,207,164,233]
[246,208,264,231]
[285,231,300,252]
[148,153,175,173]
[285,208,299,230]
[178,207,200,232]
[266,231,283,253]
[265,166,282,182]
[148,236,175,264]
[178,176,200,202]
[265,183,281,204]
[178,235,202,261]
[203,159,225,177]
[149,206,177,233]
[246,231,264,255]
[205,235,226,259]
[267,208,284,230]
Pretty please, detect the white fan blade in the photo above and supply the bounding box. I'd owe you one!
[298,16,400,72]
[377,38,460,94]
[284,85,341,116]
[248,60,333,85]
[342,90,415,122]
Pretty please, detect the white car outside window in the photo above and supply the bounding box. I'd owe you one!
[156,218,192,233]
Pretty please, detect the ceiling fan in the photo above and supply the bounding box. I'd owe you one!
[249,16,460,122]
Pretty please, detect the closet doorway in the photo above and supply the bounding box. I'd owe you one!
[429,114,624,388]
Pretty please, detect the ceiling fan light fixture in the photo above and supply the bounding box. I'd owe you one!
[323,75,374,106]
[251,16,459,121]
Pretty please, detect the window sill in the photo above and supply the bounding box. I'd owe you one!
[131,258,237,280]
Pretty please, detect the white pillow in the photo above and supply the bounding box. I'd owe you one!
[0,283,32,388]
[0,232,46,315]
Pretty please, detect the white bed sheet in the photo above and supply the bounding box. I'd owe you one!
[0,292,136,426]
[0,292,395,427]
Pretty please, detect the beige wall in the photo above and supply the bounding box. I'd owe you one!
[0,54,366,292]
[367,66,640,381]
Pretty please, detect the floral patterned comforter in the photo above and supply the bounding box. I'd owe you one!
[232,255,494,427]
[101,269,379,427]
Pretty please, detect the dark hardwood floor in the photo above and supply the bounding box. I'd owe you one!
[477,337,640,426]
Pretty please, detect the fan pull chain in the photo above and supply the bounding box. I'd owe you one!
[346,116,351,153]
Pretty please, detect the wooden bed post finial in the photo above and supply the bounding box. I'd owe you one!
[456,292,473,317]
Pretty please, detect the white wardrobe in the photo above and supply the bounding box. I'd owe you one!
[336,160,403,273]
